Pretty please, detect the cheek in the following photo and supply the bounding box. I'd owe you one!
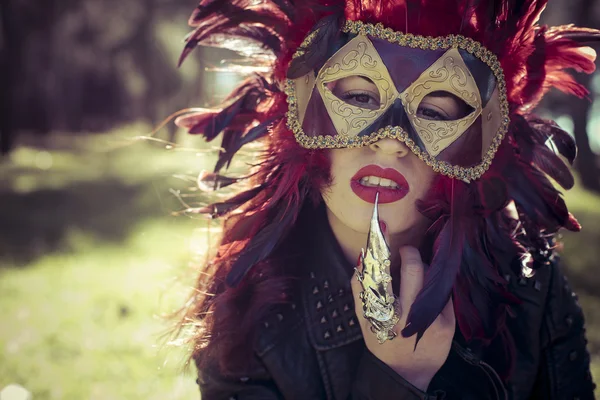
[414,165,437,197]
[321,150,353,204]
[381,163,436,233]
[320,149,369,230]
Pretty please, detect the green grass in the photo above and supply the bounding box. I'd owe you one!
[0,128,599,398]
[0,218,202,399]
[0,127,231,399]
[561,180,600,366]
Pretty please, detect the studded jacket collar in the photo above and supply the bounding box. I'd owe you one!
[197,204,595,400]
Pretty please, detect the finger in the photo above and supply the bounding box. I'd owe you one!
[381,228,395,298]
[439,295,455,325]
[398,246,424,309]
[350,251,365,307]
[350,257,369,332]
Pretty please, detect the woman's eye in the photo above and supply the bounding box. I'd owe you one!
[416,106,449,121]
[416,91,474,121]
[341,91,380,109]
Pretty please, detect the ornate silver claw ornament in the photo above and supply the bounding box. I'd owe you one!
[355,193,399,344]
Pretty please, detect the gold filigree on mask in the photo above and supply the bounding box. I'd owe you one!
[317,35,399,137]
[401,48,482,157]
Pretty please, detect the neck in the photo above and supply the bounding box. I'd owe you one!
[325,207,429,269]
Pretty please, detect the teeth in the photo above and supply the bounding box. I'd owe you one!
[359,176,400,189]
[368,176,380,186]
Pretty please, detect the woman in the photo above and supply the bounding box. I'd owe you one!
[175,0,599,398]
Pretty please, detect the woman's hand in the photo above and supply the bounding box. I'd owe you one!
[350,246,455,392]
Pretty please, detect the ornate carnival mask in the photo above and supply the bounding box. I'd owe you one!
[285,21,510,182]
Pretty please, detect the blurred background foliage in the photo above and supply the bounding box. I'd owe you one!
[0,0,599,399]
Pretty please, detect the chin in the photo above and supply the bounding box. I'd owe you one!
[348,197,417,234]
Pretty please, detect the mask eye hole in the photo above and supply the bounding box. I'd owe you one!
[326,76,381,110]
[417,91,474,121]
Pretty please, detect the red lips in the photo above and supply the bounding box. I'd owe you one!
[350,165,410,204]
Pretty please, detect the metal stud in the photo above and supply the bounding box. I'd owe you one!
[324,330,331,339]
[310,272,316,279]
[312,286,319,295]
[569,350,577,361]
[504,274,511,283]
[323,280,330,289]
[276,313,283,322]
[291,303,296,310]
[534,281,541,291]
[349,317,356,326]
[316,301,323,310]
[331,309,339,318]
[264,322,269,328]
[518,277,527,286]
[343,304,350,312]
[327,294,334,303]
[320,316,327,324]
[336,325,344,333]
[338,289,344,296]
[565,315,574,327]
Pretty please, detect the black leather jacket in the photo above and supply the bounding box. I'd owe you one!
[196,209,595,400]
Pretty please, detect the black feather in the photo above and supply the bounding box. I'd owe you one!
[214,117,278,173]
[226,200,297,286]
[526,116,577,163]
[226,181,309,286]
[287,13,343,79]
[196,185,265,218]
[197,171,240,191]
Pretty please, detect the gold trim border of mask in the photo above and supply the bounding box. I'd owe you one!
[284,20,511,182]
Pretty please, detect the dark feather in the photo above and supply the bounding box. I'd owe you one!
[188,96,246,140]
[180,1,289,65]
[402,181,466,342]
[287,13,343,79]
[477,177,509,214]
[526,116,577,163]
[195,185,265,218]
[197,171,240,191]
[214,117,279,173]
[513,114,575,188]
[507,161,578,232]
[226,193,302,287]
[530,144,574,189]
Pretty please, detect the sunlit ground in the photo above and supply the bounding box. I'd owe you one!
[0,127,599,399]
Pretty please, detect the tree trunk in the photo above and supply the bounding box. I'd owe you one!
[571,73,600,192]
[571,0,600,192]
[0,0,19,155]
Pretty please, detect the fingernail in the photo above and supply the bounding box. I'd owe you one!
[379,221,387,235]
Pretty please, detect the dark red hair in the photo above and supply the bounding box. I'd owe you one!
[175,0,599,378]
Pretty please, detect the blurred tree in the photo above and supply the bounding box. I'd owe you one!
[570,0,600,192]
[0,0,200,154]
[0,0,18,155]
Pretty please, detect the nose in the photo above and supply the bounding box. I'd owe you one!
[368,138,411,158]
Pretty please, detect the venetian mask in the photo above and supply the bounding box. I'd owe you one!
[285,21,510,182]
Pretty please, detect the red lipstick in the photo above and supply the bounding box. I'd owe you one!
[350,165,410,204]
